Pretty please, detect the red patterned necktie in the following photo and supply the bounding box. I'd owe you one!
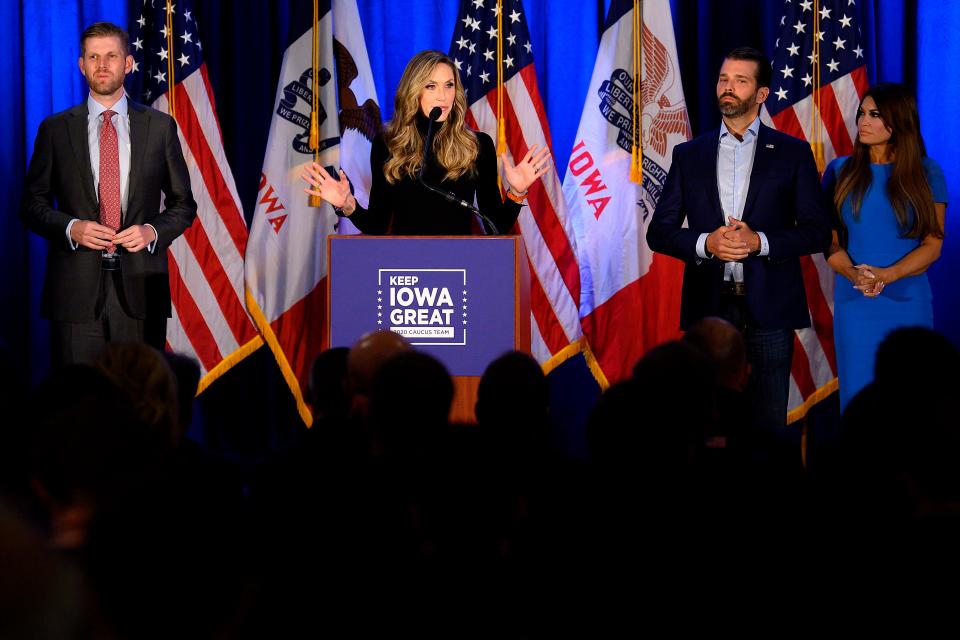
[99,109,121,254]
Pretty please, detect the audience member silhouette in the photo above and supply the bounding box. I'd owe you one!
[681,316,797,468]
[95,342,181,448]
[346,330,412,423]
[631,339,713,473]
[476,350,552,460]
[163,350,202,432]
[0,503,93,639]
[307,345,351,427]
[832,327,960,524]
[584,342,711,569]
[28,364,150,552]
[369,349,454,461]
[15,319,957,634]
[683,317,748,439]
[811,327,960,584]
[18,344,247,638]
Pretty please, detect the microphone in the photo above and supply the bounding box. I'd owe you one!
[418,107,501,235]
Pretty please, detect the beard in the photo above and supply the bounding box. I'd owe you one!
[88,73,125,97]
[717,93,753,118]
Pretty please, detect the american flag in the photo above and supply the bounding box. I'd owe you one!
[126,0,261,392]
[449,0,585,370]
[762,0,869,421]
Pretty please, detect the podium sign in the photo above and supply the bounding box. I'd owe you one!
[328,236,529,377]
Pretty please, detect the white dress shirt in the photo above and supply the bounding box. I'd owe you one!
[696,115,770,281]
[66,94,157,253]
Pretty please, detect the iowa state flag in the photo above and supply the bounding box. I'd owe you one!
[244,0,381,425]
[563,0,689,385]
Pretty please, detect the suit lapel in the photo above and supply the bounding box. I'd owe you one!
[67,104,98,207]
[742,124,773,222]
[704,130,725,225]
[128,101,150,212]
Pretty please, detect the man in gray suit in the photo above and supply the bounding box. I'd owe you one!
[21,22,197,367]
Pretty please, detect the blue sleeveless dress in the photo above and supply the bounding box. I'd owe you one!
[823,157,948,412]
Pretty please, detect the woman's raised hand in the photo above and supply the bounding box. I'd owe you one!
[301,162,352,208]
[502,144,552,194]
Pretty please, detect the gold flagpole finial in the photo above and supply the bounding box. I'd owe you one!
[496,0,507,156]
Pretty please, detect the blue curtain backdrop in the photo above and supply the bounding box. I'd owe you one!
[2,0,957,453]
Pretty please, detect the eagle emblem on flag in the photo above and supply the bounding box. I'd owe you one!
[640,22,691,158]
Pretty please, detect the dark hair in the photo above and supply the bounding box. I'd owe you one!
[682,317,747,389]
[724,46,772,88]
[832,83,942,240]
[81,22,129,56]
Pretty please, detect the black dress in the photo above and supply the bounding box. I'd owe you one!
[347,112,522,235]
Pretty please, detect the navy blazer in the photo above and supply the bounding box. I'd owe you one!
[647,123,831,330]
[20,100,197,323]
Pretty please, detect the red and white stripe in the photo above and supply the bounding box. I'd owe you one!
[763,65,869,420]
[151,65,261,391]
[465,65,584,366]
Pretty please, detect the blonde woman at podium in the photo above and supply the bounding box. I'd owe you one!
[302,49,550,235]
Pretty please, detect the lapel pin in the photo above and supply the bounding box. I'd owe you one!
[766,144,775,149]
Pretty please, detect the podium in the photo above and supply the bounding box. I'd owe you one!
[327,235,531,422]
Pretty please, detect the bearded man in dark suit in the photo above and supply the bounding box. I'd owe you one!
[21,22,197,367]
[647,47,831,432]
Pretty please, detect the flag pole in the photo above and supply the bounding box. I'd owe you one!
[496,0,506,156]
[630,0,643,183]
[810,0,825,173]
[165,0,176,120]
[308,0,322,207]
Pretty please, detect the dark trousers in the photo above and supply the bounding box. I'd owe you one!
[51,267,165,368]
[719,292,794,432]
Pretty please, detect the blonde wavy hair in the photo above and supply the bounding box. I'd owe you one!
[383,50,479,184]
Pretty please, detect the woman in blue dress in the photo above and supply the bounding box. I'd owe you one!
[823,83,948,412]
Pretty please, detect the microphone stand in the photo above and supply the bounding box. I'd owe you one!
[418,107,501,235]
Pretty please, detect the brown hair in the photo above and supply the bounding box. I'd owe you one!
[833,83,942,240]
[95,343,181,448]
[81,22,130,56]
[383,50,479,184]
